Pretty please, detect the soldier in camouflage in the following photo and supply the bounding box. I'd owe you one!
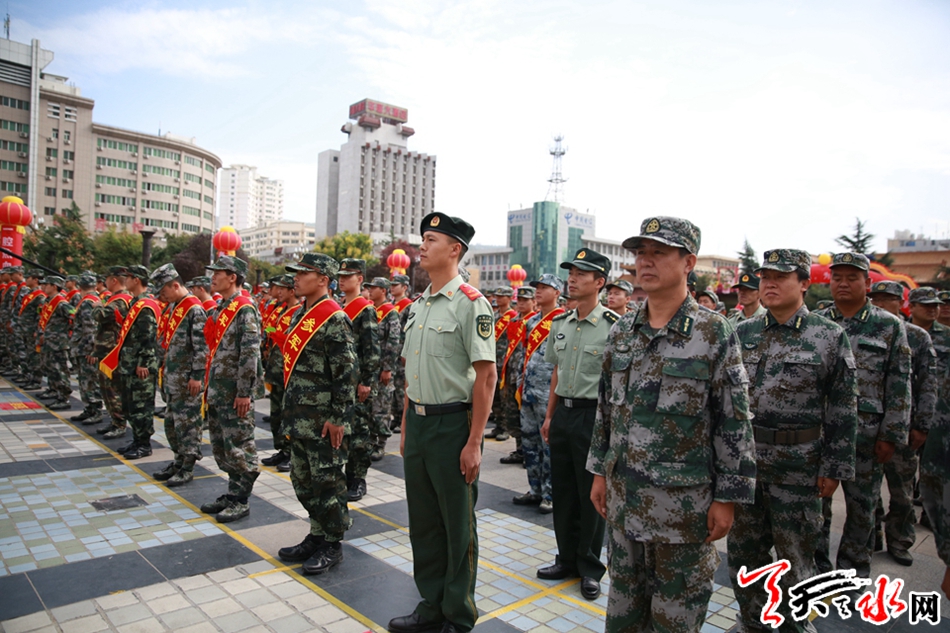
[95,267,132,438]
[149,264,209,487]
[939,290,950,328]
[729,272,767,325]
[513,274,563,514]
[0,266,24,375]
[111,266,160,460]
[499,286,536,464]
[0,267,12,372]
[487,286,516,441]
[70,274,103,425]
[14,270,47,390]
[199,256,263,523]
[337,258,380,502]
[186,276,218,312]
[277,253,357,575]
[868,283,937,566]
[587,217,756,632]
[389,273,412,433]
[37,276,74,410]
[364,277,402,461]
[260,275,299,472]
[604,279,633,316]
[814,252,912,581]
[6,268,31,380]
[728,249,858,633]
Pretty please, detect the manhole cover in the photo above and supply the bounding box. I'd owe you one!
[90,494,149,512]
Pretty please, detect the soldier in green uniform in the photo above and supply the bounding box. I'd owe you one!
[729,272,767,325]
[539,247,618,601]
[728,249,857,633]
[388,213,496,633]
[814,252,912,581]
[277,253,358,574]
[604,279,633,316]
[364,277,402,461]
[37,276,75,410]
[70,274,103,425]
[199,256,263,523]
[867,283,937,566]
[149,264,209,487]
[338,258,380,502]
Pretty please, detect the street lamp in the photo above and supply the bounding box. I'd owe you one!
[139,227,158,267]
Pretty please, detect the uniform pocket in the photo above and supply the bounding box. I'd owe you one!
[648,461,712,486]
[655,358,710,417]
[608,352,632,406]
[425,320,457,357]
[581,344,604,374]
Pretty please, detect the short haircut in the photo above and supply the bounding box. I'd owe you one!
[796,269,810,282]
[235,274,245,288]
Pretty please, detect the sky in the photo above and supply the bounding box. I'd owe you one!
[13,0,950,257]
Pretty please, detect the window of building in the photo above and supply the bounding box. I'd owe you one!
[183,205,200,216]
[62,189,73,199]
[44,206,55,216]
[45,167,57,177]
[205,179,214,189]
[64,106,77,121]
[63,130,71,142]
[96,194,136,206]
[1,97,29,110]
[45,187,56,197]
[46,148,58,158]
[205,164,215,174]
[63,150,75,161]
[62,170,74,180]
[47,103,61,118]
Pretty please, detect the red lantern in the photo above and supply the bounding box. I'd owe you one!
[0,196,32,269]
[213,227,242,256]
[507,265,527,288]
[387,249,411,276]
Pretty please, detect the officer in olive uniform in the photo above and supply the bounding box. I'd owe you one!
[388,213,496,633]
[539,247,618,601]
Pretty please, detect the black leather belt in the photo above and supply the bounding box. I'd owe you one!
[560,398,598,409]
[754,426,822,445]
[412,402,471,417]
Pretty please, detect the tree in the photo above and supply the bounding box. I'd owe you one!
[150,233,194,269]
[23,203,95,273]
[172,233,216,281]
[92,228,143,271]
[248,258,284,287]
[737,239,758,275]
[835,218,875,254]
[805,284,832,310]
[313,231,377,267]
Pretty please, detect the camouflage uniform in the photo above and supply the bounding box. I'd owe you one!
[40,280,75,405]
[203,264,263,507]
[151,264,208,474]
[727,250,858,633]
[262,276,298,462]
[498,297,529,449]
[73,284,103,418]
[95,269,131,433]
[282,254,358,545]
[920,320,950,569]
[16,276,47,387]
[366,278,402,455]
[0,270,20,371]
[490,287,516,438]
[9,277,32,378]
[814,253,912,578]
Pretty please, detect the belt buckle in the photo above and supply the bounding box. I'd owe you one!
[414,404,426,416]
[563,398,573,409]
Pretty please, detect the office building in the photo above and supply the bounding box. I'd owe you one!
[218,165,284,230]
[238,220,316,263]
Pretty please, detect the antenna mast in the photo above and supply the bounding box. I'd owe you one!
[545,135,567,203]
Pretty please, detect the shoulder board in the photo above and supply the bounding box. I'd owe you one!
[458,283,483,301]
[552,310,571,322]
[604,310,619,324]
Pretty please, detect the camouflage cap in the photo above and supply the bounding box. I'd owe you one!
[270,274,295,288]
[122,265,150,282]
[868,280,904,298]
[939,290,950,303]
[4,265,22,274]
[243,283,252,291]
[149,263,180,288]
[107,266,128,277]
[26,268,44,279]
[909,287,942,305]
[605,279,634,295]
[494,286,513,297]
[687,271,698,287]
[516,286,536,299]
[65,275,79,283]
[363,277,392,290]
[78,273,97,288]
[622,216,701,255]
[45,275,65,288]
[185,275,212,289]
[756,249,811,274]
[286,252,340,278]
[420,212,476,248]
[829,252,870,271]
[560,248,611,275]
[699,288,718,304]
[337,258,366,276]
[391,274,410,286]
[531,273,564,293]
[736,272,760,289]
[206,255,248,277]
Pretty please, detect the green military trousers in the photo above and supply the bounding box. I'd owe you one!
[404,408,479,632]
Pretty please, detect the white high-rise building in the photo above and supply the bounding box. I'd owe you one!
[315,99,435,244]
[218,165,284,230]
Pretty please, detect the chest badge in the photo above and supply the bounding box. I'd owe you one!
[743,342,757,350]
[556,333,565,340]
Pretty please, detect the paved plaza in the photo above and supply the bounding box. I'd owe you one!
[0,377,947,633]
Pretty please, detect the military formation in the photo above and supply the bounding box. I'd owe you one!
[2,209,950,633]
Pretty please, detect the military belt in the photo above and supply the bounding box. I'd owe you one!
[560,398,598,409]
[412,402,471,417]
[753,426,822,445]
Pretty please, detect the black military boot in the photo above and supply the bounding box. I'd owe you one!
[166,457,196,488]
[278,534,323,562]
[153,461,180,481]
[301,540,343,575]
[347,478,366,502]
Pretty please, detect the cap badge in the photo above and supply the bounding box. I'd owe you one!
[876,283,886,290]
[577,251,586,259]
[768,252,779,263]
[430,216,441,227]
[645,219,660,234]
[842,253,853,263]
[741,275,749,282]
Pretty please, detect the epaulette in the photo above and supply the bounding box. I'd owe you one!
[458,283,483,301]
[604,310,620,324]
[552,310,571,322]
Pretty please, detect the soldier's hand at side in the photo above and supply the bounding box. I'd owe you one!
[380,370,391,386]
[460,442,481,484]
[187,379,202,398]
[817,477,839,498]
[135,366,149,379]
[874,440,895,464]
[541,417,551,443]
[705,501,734,543]
[233,397,251,417]
[358,384,371,402]
[322,422,344,449]
[909,430,928,452]
[590,475,607,519]
[87,355,97,366]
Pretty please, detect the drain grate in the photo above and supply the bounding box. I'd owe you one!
[90,494,149,512]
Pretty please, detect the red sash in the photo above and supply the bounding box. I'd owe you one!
[98,297,161,379]
[202,298,217,311]
[263,302,286,333]
[203,295,255,384]
[66,289,80,301]
[282,297,343,386]
[375,302,396,322]
[270,303,301,349]
[395,297,413,313]
[495,309,516,340]
[516,307,565,404]
[106,293,133,324]
[160,295,202,350]
[101,291,112,301]
[79,294,99,307]
[499,311,537,389]
[343,296,374,322]
[39,294,65,331]
[2,281,23,303]
[18,288,44,315]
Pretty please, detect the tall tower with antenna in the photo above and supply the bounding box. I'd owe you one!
[545,135,567,202]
